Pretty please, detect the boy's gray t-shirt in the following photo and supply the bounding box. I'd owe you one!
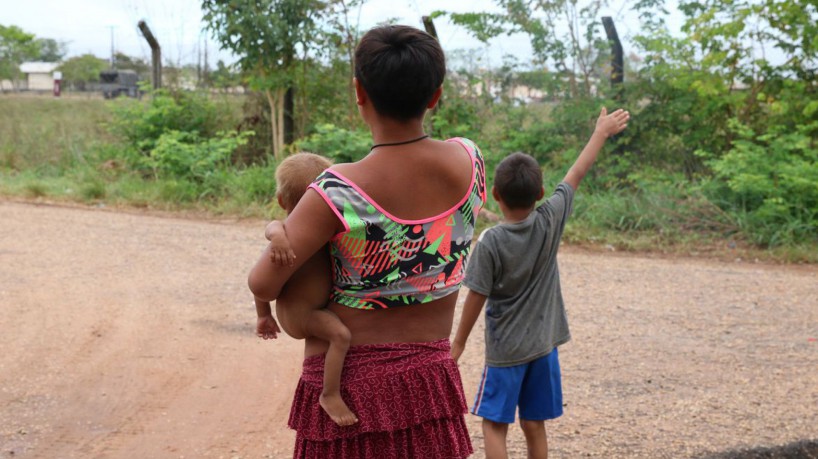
[463,182,574,367]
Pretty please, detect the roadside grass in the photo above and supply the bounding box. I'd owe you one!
[0,96,115,171]
[2,95,815,263]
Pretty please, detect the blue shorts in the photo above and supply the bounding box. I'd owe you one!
[471,348,563,424]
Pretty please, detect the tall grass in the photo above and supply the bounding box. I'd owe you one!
[0,94,280,218]
[0,96,114,171]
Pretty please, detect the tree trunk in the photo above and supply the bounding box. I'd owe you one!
[276,89,285,158]
[265,89,280,159]
[284,86,294,145]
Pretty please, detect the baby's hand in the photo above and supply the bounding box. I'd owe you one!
[256,315,281,340]
[269,242,296,267]
[595,107,630,138]
[265,221,295,266]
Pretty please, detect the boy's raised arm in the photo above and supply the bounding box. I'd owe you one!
[451,289,488,363]
[563,107,629,191]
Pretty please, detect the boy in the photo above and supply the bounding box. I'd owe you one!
[451,108,629,458]
[254,152,358,427]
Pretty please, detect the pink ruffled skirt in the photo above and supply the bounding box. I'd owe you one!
[288,339,473,458]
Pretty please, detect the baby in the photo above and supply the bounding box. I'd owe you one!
[254,152,357,426]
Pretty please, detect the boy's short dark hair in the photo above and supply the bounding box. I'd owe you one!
[354,25,445,121]
[494,152,542,209]
[275,152,333,210]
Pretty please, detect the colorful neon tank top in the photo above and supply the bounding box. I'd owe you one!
[308,137,487,310]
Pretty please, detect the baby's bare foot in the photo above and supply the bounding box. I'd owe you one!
[320,393,358,426]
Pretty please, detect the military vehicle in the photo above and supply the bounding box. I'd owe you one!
[99,69,140,99]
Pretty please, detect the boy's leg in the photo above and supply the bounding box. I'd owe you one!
[482,419,510,459]
[519,419,548,459]
[472,364,525,459]
[304,309,356,426]
[518,348,563,459]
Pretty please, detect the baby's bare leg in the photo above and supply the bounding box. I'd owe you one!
[305,309,357,426]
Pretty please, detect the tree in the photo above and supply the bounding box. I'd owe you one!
[58,54,108,90]
[202,0,325,159]
[35,38,67,62]
[209,59,243,90]
[626,0,818,169]
[0,25,39,85]
[442,0,611,98]
[114,52,151,80]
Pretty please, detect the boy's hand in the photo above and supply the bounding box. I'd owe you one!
[450,341,465,363]
[256,314,281,340]
[594,107,630,139]
[265,221,296,266]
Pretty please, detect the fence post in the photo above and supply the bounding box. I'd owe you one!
[601,17,623,91]
[422,15,441,135]
[138,20,162,90]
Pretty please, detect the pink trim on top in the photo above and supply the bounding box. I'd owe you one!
[448,137,487,204]
[326,138,477,225]
[307,183,351,233]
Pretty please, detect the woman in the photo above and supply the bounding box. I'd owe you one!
[249,24,486,458]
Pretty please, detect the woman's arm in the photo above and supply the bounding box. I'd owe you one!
[248,189,340,302]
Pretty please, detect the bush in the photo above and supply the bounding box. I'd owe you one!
[294,124,370,163]
[141,129,253,183]
[699,120,818,246]
[108,88,232,154]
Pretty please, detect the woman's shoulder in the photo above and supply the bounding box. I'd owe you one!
[445,136,480,149]
[445,137,484,162]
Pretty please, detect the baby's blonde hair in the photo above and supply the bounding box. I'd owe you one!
[275,152,333,210]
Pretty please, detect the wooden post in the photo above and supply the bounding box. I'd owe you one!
[601,17,623,89]
[422,15,439,41]
[138,20,162,90]
[422,15,441,135]
[602,17,624,150]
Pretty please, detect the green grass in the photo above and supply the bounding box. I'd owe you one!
[0,96,115,171]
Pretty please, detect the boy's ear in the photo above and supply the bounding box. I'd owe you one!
[538,186,545,201]
[276,194,286,210]
[491,186,502,203]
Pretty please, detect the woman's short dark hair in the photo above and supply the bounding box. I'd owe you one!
[354,25,446,121]
[494,152,542,209]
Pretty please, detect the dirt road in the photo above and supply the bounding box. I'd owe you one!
[1,200,816,459]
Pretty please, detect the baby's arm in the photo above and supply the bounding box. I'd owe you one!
[563,107,630,190]
[255,297,281,340]
[451,289,488,363]
[265,220,296,266]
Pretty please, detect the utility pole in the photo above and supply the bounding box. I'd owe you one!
[203,38,209,86]
[197,38,202,87]
[109,26,116,68]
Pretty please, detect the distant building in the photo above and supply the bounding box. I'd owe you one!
[19,62,59,91]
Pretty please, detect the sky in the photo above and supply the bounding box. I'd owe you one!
[0,0,682,68]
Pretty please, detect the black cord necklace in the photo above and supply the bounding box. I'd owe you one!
[370,134,429,151]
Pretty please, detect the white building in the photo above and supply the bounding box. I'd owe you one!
[19,62,59,91]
